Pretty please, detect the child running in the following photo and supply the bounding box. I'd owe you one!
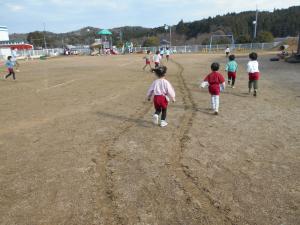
[203,62,225,115]
[165,47,170,62]
[153,50,162,68]
[225,54,238,88]
[247,52,260,97]
[4,56,16,80]
[143,50,152,71]
[147,66,175,127]
[160,47,164,58]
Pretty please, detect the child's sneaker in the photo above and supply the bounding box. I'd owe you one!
[253,90,257,97]
[214,111,219,115]
[152,114,159,125]
[160,120,168,127]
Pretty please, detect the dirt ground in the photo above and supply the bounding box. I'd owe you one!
[0,53,299,225]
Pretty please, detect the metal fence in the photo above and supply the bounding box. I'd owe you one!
[125,42,280,54]
[16,48,64,58]
[0,41,281,60]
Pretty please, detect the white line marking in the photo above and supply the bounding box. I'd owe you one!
[119,59,140,67]
[36,79,78,93]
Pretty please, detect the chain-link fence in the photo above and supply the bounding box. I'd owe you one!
[0,41,281,60]
[124,42,280,54]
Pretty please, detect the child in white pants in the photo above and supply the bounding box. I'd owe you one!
[203,63,225,115]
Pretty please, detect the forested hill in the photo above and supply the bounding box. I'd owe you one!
[10,6,300,47]
[175,5,300,42]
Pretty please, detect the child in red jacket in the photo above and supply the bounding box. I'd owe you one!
[203,62,225,115]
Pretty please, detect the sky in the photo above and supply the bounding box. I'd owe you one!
[0,0,299,33]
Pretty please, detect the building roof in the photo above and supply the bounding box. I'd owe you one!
[97,29,112,35]
[0,39,29,44]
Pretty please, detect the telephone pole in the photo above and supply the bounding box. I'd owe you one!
[253,6,258,39]
[43,23,47,49]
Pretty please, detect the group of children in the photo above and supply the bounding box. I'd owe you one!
[143,47,171,71]
[147,52,260,126]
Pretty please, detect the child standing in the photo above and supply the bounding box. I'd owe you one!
[4,56,16,80]
[225,54,238,88]
[247,52,260,97]
[203,62,225,115]
[11,48,20,72]
[225,46,230,57]
[143,50,152,71]
[153,50,162,68]
[147,66,175,127]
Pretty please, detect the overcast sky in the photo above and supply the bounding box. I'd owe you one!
[0,0,299,33]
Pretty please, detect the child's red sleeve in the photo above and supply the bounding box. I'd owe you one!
[204,75,209,81]
[219,74,225,83]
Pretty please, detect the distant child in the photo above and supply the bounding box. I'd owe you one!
[225,54,238,88]
[143,50,152,71]
[153,50,162,68]
[160,47,164,58]
[225,46,230,57]
[4,56,16,80]
[147,66,175,127]
[11,48,20,72]
[202,62,225,115]
[165,47,170,62]
[247,52,260,97]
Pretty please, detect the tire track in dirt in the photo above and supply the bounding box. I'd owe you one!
[94,103,152,225]
[170,59,236,225]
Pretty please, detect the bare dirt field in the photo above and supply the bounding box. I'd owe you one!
[0,53,299,225]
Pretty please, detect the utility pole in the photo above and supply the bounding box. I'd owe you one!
[164,24,172,47]
[119,30,123,43]
[169,26,172,47]
[43,23,47,49]
[253,6,258,39]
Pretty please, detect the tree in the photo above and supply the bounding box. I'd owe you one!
[176,20,189,35]
[27,31,45,48]
[257,31,274,42]
[236,34,251,43]
[142,36,159,47]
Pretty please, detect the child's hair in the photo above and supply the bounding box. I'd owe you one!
[211,62,220,71]
[249,52,258,60]
[152,66,167,78]
[7,56,12,60]
[147,50,150,54]
[156,50,160,54]
[229,54,235,61]
[166,47,169,50]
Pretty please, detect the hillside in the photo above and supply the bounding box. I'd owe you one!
[9,6,300,48]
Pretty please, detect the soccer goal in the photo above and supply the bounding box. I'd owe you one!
[209,34,235,52]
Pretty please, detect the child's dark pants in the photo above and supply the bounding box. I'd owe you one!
[155,108,167,120]
[6,69,16,80]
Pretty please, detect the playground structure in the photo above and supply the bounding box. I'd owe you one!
[122,41,134,54]
[285,33,300,63]
[90,29,119,55]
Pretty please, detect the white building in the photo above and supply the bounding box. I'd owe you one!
[0,26,12,60]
